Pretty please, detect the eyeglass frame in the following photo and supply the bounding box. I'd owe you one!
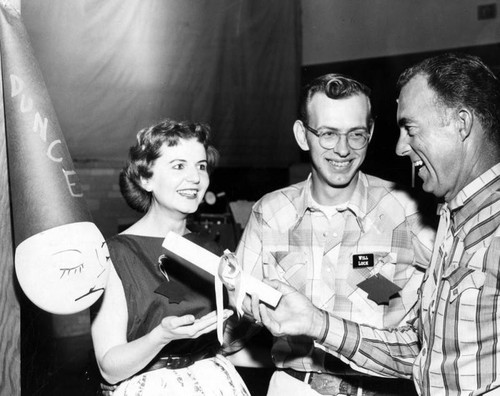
[301,121,372,150]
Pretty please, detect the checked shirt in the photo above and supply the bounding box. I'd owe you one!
[237,171,436,374]
[326,163,500,395]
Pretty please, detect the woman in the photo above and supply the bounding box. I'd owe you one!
[91,119,250,395]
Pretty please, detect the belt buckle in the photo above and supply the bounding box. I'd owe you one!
[310,373,358,396]
[161,355,193,370]
[309,373,342,395]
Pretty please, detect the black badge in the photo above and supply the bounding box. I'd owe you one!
[357,274,402,305]
[352,253,374,268]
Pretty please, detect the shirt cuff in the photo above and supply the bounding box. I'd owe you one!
[315,314,361,359]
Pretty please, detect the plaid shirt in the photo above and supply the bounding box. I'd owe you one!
[326,164,500,395]
[237,172,435,373]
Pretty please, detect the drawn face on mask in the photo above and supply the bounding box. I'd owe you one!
[15,222,110,314]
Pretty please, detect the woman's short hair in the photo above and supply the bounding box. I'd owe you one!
[120,118,219,213]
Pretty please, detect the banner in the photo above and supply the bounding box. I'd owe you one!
[0,3,109,314]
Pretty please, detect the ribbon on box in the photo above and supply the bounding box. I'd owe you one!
[162,231,281,344]
[218,250,244,311]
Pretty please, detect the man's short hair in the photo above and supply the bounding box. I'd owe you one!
[298,73,373,127]
[397,53,500,145]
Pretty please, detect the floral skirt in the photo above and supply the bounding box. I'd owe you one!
[113,355,250,396]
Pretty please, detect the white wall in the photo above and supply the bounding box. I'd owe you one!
[302,0,500,65]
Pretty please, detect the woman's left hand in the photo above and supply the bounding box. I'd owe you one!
[153,309,233,345]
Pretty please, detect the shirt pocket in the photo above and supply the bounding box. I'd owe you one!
[372,252,397,279]
[441,265,486,345]
[264,251,307,284]
[442,265,486,303]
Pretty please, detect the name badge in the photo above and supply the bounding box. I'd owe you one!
[352,253,374,268]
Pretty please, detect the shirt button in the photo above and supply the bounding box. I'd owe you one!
[332,232,338,237]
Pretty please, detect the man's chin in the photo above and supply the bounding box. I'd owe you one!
[421,180,442,198]
[328,176,357,189]
[421,181,432,193]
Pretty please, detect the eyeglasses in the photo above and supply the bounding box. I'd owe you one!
[158,254,170,281]
[302,121,371,150]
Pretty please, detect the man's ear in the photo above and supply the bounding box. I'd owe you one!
[368,120,375,143]
[457,108,473,141]
[293,120,310,151]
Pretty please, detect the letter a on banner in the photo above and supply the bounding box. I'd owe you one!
[0,3,109,314]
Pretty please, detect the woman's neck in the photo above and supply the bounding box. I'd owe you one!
[122,209,188,237]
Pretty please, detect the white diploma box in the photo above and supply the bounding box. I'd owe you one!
[162,231,282,307]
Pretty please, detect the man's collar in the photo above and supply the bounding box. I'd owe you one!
[449,162,500,212]
[343,172,368,218]
[298,172,367,220]
[294,174,313,222]
[447,162,500,230]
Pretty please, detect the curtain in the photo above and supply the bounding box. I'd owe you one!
[21,0,301,167]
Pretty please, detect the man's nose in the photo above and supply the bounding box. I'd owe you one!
[395,132,411,157]
[333,134,350,156]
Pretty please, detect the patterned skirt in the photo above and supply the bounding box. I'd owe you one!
[113,355,251,396]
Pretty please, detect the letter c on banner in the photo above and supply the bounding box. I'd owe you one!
[47,139,63,162]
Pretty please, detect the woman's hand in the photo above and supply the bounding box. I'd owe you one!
[153,309,234,345]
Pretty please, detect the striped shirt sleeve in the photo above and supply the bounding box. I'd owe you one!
[319,314,420,380]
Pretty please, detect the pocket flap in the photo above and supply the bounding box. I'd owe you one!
[442,266,486,302]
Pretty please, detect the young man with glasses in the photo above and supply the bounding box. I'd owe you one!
[235,74,436,396]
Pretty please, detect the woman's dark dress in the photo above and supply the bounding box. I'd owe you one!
[106,232,223,357]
